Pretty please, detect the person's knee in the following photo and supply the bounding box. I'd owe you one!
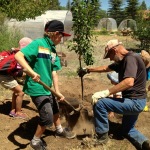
[14,91,24,97]
[95,99,104,107]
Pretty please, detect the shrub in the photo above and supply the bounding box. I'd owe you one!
[0,24,23,51]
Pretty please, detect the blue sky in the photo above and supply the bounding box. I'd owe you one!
[60,0,150,10]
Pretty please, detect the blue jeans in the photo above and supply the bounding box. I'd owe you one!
[93,97,147,149]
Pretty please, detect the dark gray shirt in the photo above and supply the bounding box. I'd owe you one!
[109,51,146,99]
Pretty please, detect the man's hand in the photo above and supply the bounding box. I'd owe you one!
[92,89,110,105]
[77,67,89,77]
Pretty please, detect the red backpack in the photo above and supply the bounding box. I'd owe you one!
[0,49,19,75]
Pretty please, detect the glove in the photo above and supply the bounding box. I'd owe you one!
[77,67,89,77]
[92,89,110,105]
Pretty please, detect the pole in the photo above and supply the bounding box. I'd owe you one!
[79,55,84,101]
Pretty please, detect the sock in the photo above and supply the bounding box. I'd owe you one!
[56,124,63,134]
[32,135,41,143]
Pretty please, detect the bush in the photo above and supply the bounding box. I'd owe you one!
[0,24,23,51]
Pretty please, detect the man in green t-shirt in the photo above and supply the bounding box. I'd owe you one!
[15,20,76,150]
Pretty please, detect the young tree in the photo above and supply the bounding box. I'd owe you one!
[108,0,124,25]
[70,0,101,65]
[125,0,139,20]
[0,0,50,21]
[70,0,100,100]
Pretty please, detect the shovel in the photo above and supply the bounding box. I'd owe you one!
[23,69,82,113]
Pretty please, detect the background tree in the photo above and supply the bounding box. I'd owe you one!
[66,0,71,10]
[125,0,139,20]
[0,0,51,21]
[108,0,124,26]
[138,0,147,10]
[98,9,107,19]
[91,0,101,27]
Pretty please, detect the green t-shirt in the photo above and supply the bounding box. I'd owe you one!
[21,36,61,96]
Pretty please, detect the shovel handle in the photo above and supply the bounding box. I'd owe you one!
[23,69,80,112]
[38,80,62,98]
[38,81,80,111]
[38,80,78,110]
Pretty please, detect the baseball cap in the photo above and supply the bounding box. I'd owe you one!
[19,37,32,49]
[44,20,71,37]
[107,72,119,84]
[103,39,122,59]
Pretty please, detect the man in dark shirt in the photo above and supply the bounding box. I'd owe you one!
[78,39,150,150]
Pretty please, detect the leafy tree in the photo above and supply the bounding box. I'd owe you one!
[108,0,124,25]
[125,0,139,20]
[0,0,50,21]
[139,0,147,10]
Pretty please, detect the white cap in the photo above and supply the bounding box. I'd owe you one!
[104,39,122,59]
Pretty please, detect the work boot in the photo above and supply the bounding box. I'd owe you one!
[56,128,76,139]
[142,140,150,150]
[82,132,109,146]
[95,132,109,145]
[30,139,47,150]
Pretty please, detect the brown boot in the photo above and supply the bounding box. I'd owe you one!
[95,132,109,144]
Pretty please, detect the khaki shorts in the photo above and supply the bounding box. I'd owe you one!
[0,75,18,89]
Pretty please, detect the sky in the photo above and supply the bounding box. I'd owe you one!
[60,0,150,10]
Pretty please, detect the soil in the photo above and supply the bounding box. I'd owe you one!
[0,35,150,150]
